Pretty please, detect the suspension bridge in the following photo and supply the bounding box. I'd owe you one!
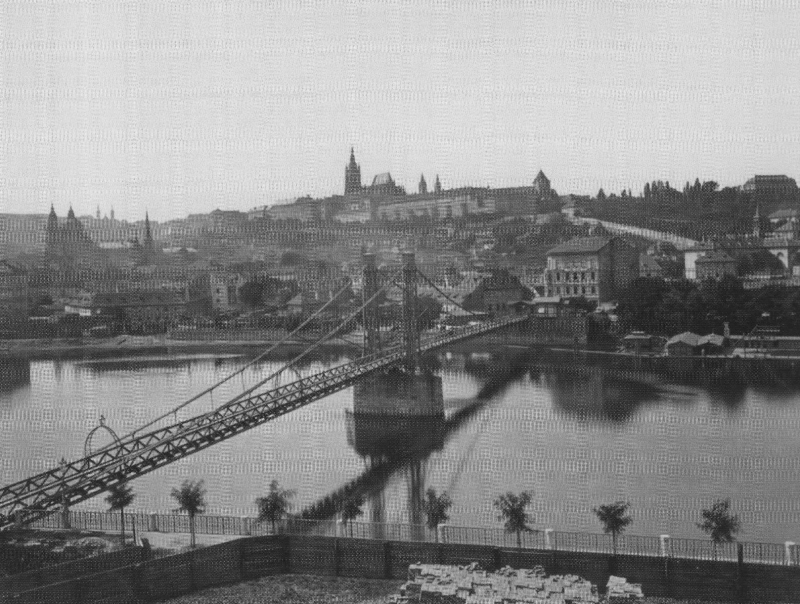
[0,252,529,530]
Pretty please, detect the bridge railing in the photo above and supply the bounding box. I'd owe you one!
[24,510,799,566]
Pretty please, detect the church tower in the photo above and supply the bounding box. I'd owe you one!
[345,147,362,196]
[419,174,427,195]
[753,204,762,238]
[144,212,154,250]
[434,174,442,194]
[44,205,59,267]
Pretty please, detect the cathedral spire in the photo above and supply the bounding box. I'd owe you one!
[345,147,362,196]
[419,174,428,195]
[434,174,442,194]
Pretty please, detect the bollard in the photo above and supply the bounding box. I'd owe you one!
[241,516,252,536]
[436,523,447,544]
[544,529,554,550]
[785,541,796,566]
[148,512,158,532]
[660,534,671,557]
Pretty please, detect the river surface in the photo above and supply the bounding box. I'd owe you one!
[1,347,799,544]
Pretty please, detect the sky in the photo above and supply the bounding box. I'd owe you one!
[1,1,799,222]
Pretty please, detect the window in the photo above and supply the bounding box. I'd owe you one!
[590,286,596,294]
[556,273,561,282]
[590,272,596,281]
[573,272,579,281]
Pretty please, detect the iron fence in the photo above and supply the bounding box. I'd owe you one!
[21,509,799,567]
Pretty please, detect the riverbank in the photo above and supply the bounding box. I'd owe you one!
[0,334,358,360]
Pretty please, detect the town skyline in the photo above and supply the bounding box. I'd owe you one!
[8,151,798,225]
[1,1,799,221]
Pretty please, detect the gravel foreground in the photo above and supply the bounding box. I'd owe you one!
[163,574,747,604]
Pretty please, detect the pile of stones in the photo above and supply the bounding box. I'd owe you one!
[388,563,603,603]
[605,576,644,603]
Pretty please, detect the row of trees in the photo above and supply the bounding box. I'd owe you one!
[617,275,800,336]
[105,481,741,556]
[584,179,757,240]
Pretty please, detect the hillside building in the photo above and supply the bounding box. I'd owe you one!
[544,236,639,303]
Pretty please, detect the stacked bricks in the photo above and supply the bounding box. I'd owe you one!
[605,576,644,603]
[389,562,604,604]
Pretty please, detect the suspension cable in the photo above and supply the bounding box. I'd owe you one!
[416,268,481,318]
[207,268,402,412]
[76,275,402,467]
[118,280,356,441]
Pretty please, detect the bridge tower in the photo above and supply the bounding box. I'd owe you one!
[402,251,420,374]
[362,252,381,355]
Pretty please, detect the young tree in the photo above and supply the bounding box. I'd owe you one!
[421,488,453,542]
[256,480,295,534]
[597,188,606,202]
[697,499,741,559]
[171,480,206,549]
[494,491,534,548]
[105,484,135,546]
[593,501,633,555]
[340,494,365,537]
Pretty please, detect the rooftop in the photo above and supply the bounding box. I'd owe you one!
[695,250,735,263]
[371,173,395,187]
[547,236,613,255]
[667,331,700,347]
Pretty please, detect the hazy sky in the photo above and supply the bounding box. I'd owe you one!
[1,1,799,221]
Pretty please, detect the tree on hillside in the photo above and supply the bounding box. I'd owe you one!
[171,480,206,549]
[494,491,535,548]
[256,480,295,534]
[421,489,453,542]
[593,501,633,555]
[340,495,365,537]
[106,483,135,546]
[239,280,265,308]
[597,188,606,202]
[697,499,741,559]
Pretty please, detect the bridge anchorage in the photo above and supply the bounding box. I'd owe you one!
[0,251,527,530]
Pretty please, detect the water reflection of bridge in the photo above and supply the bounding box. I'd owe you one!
[298,352,536,536]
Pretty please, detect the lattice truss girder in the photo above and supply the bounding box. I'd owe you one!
[0,308,525,529]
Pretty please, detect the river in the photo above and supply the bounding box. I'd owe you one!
[1,346,798,544]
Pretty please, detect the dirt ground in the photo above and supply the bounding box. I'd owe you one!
[165,574,403,604]
[163,574,755,604]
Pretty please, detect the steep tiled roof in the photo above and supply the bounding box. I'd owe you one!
[547,236,612,255]
[371,173,394,187]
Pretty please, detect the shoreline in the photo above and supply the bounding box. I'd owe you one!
[0,335,359,361]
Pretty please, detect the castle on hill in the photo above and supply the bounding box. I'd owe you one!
[265,148,558,223]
